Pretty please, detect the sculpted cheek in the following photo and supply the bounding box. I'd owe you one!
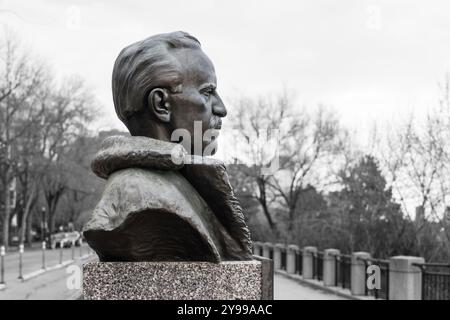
[193,94,208,109]
[190,97,210,115]
[177,91,205,109]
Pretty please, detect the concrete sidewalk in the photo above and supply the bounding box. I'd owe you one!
[0,255,95,300]
[274,273,347,300]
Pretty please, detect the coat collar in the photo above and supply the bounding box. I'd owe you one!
[91,135,187,179]
[90,134,253,259]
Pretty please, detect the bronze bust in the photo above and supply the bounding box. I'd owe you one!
[83,31,252,262]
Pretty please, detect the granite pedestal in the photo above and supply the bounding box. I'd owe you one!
[83,257,273,300]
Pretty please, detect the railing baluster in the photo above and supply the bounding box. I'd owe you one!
[412,262,450,300]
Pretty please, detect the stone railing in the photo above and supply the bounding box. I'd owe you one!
[252,242,448,300]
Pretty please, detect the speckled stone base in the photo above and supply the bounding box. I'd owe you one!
[83,259,273,300]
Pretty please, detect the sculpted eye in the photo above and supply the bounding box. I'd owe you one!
[202,88,214,99]
[200,84,216,99]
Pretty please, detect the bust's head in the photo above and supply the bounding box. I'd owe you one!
[112,31,227,156]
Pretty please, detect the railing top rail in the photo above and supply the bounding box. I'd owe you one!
[336,253,352,259]
[412,262,450,274]
[357,256,389,265]
[411,262,450,268]
[419,270,450,276]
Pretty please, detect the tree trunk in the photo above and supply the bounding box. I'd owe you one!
[26,211,32,247]
[3,170,11,250]
[257,178,276,231]
[45,187,65,235]
[260,200,276,230]
[49,210,55,235]
[287,205,296,233]
[49,203,57,235]
[19,185,36,245]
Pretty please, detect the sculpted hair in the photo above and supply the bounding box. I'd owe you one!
[112,31,201,130]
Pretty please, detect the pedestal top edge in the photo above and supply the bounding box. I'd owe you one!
[84,260,262,266]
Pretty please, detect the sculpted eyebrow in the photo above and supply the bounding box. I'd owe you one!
[199,83,216,91]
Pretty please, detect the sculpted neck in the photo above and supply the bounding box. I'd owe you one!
[126,114,172,142]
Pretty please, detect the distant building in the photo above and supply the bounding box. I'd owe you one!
[444,207,450,226]
[415,205,425,224]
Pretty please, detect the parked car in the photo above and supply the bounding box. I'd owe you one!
[10,235,19,246]
[49,231,81,249]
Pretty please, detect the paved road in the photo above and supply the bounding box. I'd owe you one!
[274,273,347,300]
[0,254,94,300]
[1,243,92,284]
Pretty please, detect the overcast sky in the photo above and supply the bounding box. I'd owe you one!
[1,0,450,142]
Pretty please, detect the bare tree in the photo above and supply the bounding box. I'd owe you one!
[0,29,97,249]
[374,75,450,258]
[0,29,46,249]
[231,90,343,239]
[380,82,450,221]
[39,77,96,235]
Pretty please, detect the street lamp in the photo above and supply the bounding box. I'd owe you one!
[41,206,46,243]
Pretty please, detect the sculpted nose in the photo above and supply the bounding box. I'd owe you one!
[212,95,227,118]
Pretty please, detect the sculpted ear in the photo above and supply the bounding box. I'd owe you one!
[148,88,171,123]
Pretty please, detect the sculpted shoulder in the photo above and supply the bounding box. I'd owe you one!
[83,135,252,262]
[85,167,206,230]
[83,167,225,262]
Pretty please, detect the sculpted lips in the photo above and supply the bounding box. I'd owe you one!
[215,119,222,130]
[210,117,222,130]
[205,117,221,143]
